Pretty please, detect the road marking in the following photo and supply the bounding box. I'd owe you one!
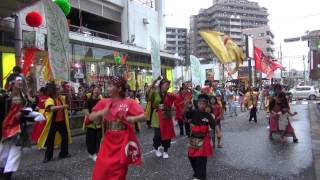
[301,101,308,105]
[291,101,297,105]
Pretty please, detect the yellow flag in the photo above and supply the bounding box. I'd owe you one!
[200,30,244,74]
[199,31,231,64]
[224,37,245,74]
[43,55,53,81]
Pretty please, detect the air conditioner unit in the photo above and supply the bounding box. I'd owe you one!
[143,18,150,24]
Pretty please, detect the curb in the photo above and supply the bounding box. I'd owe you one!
[308,103,320,180]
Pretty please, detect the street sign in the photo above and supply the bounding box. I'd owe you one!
[284,37,301,43]
[74,72,84,79]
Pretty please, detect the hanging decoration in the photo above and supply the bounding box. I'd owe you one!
[22,48,40,75]
[26,11,43,27]
[113,51,128,64]
[53,0,71,16]
[121,53,128,65]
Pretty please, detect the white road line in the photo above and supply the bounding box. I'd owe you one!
[301,101,308,105]
[291,101,297,105]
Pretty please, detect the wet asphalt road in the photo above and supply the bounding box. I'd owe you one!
[14,103,315,180]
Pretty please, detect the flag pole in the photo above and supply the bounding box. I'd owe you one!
[246,35,252,87]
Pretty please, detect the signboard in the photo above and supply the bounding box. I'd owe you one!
[206,69,214,81]
[74,72,84,79]
[238,66,249,77]
[23,31,45,50]
[190,55,202,86]
[150,37,161,79]
[43,0,70,81]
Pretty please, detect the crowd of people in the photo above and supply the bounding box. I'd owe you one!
[0,66,299,180]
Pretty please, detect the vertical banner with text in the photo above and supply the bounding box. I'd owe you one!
[190,55,202,86]
[150,37,161,80]
[43,0,70,81]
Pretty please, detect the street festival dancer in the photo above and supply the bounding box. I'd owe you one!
[174,83,192,136]
[30,87,49,144]
[0,77,44,179]
[37,83,72,163]
[269,86,298,143]
[185,94,218,180]
[149,77,176,159]
[89,76,145,180]
[83,85,103,161]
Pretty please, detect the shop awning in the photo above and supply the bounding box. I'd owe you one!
[69,32,183,63]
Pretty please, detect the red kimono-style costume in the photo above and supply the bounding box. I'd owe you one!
[30,95,48,142]
[185,109,215,180]
[92,98,144,180]
[174,95,184,121]
[188,125,213,157]
[269,97,295,136]
[1,96,24,173]
[158,93,176,140]
[2,102,23,141]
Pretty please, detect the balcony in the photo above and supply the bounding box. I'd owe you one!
[69,25,121,42]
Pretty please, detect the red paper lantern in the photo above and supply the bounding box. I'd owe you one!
[26,11,43,27]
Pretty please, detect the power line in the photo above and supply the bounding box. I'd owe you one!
[271,12,320,23]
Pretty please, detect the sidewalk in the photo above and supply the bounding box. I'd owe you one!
[309,103,320,180]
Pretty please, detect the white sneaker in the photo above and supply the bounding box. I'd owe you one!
[89,154,97,161]
[93,154,97,161]
[163,152,169,159]
[155,149,162,157]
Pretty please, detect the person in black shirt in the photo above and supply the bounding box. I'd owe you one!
[185,94,218,180]
[83,85,102,161]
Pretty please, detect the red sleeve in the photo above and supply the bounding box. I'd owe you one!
[127,99,144,116]
[92,98,110,112]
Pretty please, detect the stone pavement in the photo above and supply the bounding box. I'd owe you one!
[12,103,316,180]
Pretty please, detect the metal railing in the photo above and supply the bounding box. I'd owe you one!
[69,25,121,42]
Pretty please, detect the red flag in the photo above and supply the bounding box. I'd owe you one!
[270,60,284,71]
[254,47,274,79]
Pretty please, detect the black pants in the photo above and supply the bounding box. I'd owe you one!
[178,120,190,136]
[249,107,257,122]
[45,121,69,160]
[189,156,207,180]
[193,100,198,109]
[86,128,102,155]
[153,128,171,152]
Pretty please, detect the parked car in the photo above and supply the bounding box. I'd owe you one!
[291,86,320,100]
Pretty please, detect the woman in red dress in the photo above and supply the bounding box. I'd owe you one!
[30,87,48,143]
[89,76,146,180]
[149,78,176,159]
[210,96,223,148]
[174,83,192,136]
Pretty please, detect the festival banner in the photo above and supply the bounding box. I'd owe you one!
[166,69,173,92]
[190,55,202,86]
[150,37,161,80]
[127,71,136,91]
[43,0,70,81]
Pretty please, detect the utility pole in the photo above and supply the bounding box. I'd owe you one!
[280,43,283,84]
[303,55,306,84]
[246,35,252,87]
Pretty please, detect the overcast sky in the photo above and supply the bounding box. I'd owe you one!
[165,0,320,71]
